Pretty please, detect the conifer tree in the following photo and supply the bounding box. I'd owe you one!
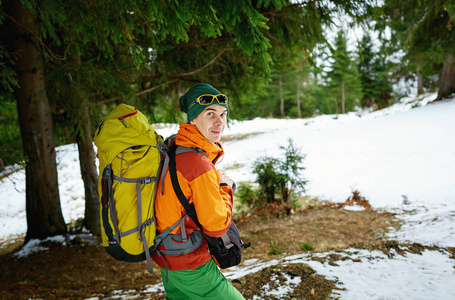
[377,0,455,100]
[374,40,394,108]
[1,0,377,241]
[2,0,292,240]
[358,32,377,107]
[357,31,393,109]
[326,29,362,114]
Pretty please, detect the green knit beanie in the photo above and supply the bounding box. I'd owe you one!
[179,83,229,123]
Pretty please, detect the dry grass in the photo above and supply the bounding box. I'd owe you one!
[0,200,401,300]
[236,203,399,262]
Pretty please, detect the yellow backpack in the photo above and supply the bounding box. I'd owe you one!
[94,103,165,273]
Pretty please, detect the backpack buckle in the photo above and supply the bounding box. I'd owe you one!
[140,178,154,184]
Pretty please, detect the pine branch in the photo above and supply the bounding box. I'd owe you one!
[171,37,234,48]
[1,10,65,61]
[92,79,180,107]
[134,79,180,96]
[261,1,317,16]
[93,48,231,106]
[177,48,232,76]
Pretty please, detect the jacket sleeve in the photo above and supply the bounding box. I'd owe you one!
[190,168,233,237]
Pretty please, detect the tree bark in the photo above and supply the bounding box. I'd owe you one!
[70,44,100,236]
[437,54,455,100]
[7,1,67,241]
[76,104,100,235]
[417,68,424,95]
[341,81,345,114]
[334,97,339,117]
[296,80,301,118]
[279,76,285,117]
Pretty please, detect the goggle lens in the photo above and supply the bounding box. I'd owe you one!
[198,95,216,104]
[215,95,228,103]
[193,94,228,106]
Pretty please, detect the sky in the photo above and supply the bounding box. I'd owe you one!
[1,92,454,299]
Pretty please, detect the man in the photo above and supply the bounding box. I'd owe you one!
[152,83,244,299]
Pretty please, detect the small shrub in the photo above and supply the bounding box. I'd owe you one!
[253,138,307,204]
[236,139,307,212]
[236,182,260,209]
[300,242,314,252]
[254,156,281,204]
[268,241,283,255]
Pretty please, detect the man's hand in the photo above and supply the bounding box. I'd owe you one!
[218,170,234,189]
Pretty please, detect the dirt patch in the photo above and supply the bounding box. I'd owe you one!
[0,203,399,299]
[236,204,399,262]
[0,239,163,299]
[232,263,338,300]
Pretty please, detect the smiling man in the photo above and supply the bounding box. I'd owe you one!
[152,83,244,299]
[190,104,228,144]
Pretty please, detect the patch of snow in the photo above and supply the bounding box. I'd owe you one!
[2,93,455,299]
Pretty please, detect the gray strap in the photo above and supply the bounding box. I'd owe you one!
[135,180,155,274]
[156,249,170,283]
[179,217,187,242]
[119,226,138,238]
[156,141,169,194]
[106,165,121,244]
[140,227,153,273]
[221,234,233,249]
[113,175,156,184]
[119,151,128,178]
[136,181,143,239]
[108,173,155,243]
[118,216,154,239]
[176,146,207,157]
[154,214,189,246]
[160,153,170,194]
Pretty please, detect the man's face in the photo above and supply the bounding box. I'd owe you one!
[190,105,228,143]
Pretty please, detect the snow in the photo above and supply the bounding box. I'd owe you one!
[1,92,454,299]
[291,249,455,300]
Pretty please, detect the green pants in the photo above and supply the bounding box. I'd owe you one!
[160,259,245,300]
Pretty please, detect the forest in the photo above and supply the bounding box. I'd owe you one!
[1,0,455,248]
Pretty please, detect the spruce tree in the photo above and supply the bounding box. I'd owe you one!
[377,0,455,100]
[326,29,362,114]
[358,32,377,108]
[3,0,293,240]
[1,0,377,241]
[357,31,393,109]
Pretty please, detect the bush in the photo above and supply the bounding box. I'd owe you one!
[268,241,283,255]
[237,138,307,209]
[236,182,260,209]
[300,242,314,252]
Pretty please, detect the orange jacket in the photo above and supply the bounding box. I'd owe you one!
[152,123,233,270]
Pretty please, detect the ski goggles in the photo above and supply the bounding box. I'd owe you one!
[189,94,228,109]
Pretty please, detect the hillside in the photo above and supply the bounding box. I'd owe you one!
[1,93,454,299]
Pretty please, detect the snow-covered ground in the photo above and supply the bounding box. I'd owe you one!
[1,92,454,299]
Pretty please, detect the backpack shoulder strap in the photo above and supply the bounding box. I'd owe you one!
[168,144,204,230]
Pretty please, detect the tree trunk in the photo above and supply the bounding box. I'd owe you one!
[7,1,67,242]
[296,80,301,118]
[437,54,455,100]
[334,97,339,117]
[279,76,285,117]
[341,81,345,114]
[70,44,100,236]
[417,68,424,95]
[76,104,100,235]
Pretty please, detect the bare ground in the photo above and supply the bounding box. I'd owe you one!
[2,198,447,300]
